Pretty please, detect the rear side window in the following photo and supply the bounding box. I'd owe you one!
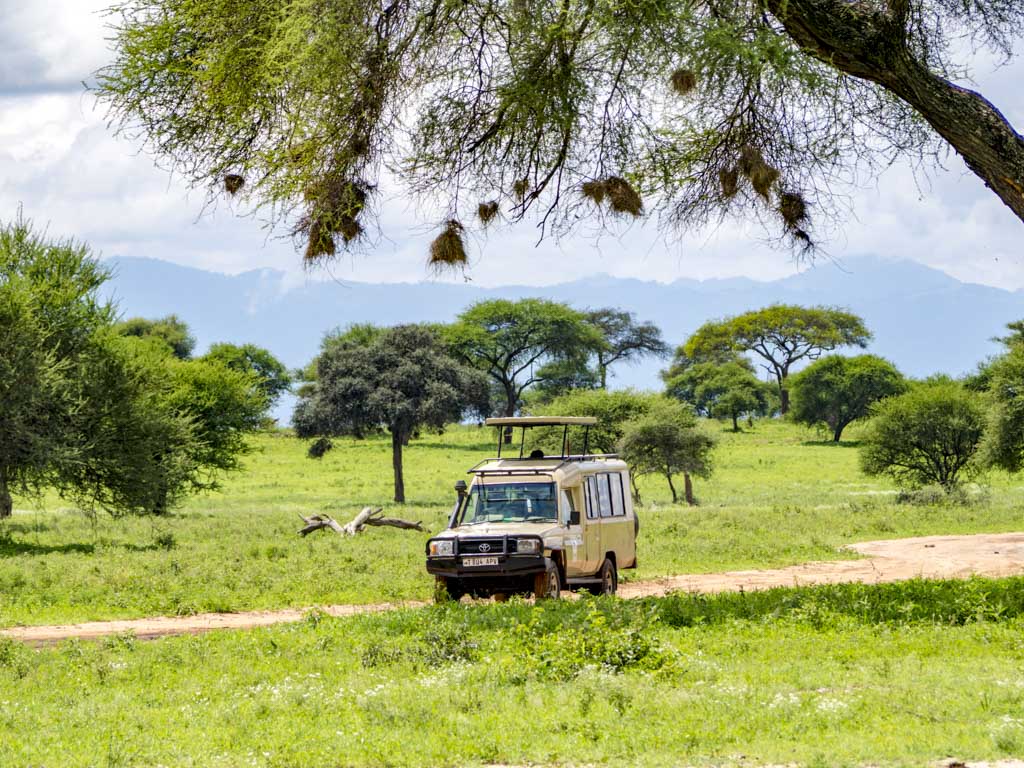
[610,473,625,516]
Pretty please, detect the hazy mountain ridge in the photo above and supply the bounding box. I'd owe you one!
[103,254,1024,420]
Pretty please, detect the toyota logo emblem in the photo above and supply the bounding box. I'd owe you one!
[478,543,491,553]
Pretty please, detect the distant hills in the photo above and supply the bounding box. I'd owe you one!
[103,255,1024,422]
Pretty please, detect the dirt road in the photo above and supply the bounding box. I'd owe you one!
[4,532,1023,645]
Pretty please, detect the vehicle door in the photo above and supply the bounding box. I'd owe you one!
[560,485,587,577]
[583,474,606,575]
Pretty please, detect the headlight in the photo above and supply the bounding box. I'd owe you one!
[515,538,541,555]
[429,540,454,557]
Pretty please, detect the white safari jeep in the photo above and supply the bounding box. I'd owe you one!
[426,416,638,601]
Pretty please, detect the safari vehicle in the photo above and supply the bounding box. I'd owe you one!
[426,416,638,601]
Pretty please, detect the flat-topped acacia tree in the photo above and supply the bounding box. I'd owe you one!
[96,0,1023,268]
[683,305,871,414]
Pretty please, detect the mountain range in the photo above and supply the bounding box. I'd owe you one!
[102,255,1024,422]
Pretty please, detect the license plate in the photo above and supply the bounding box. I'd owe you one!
[463,556,499,567]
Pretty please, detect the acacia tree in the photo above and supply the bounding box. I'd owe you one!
[789,354,906,442]
[684,305,871,413]
[294,325,489,502]
[444,299,603,422]
[97,0,1024,267]
[586,309,670,388]
[668,361,774,431]
[618,399,715,505]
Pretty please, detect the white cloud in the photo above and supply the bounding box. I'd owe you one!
[1,0,1022,289]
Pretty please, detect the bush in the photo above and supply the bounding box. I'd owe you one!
[859,379,985,490]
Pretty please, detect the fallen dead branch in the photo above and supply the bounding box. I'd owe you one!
[298,507,425,537]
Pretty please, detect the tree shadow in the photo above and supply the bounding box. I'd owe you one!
[0,538,95,557]
[800,439,862,448]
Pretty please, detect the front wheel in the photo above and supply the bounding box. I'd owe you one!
[434,576,464,604]
[533,559,561,600]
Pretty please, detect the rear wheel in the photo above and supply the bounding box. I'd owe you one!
[434,576,464,604]
[533,559,561,600]
[587,558,618,596]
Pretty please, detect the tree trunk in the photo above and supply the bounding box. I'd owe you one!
[764,0,1024,223]
[666,473,678,504]
[502,383,516,444]
[0,469,11,519]
[630,473,642,506]
[391,430,405,503]
[684,473,695,506]
[599,363,608,389]
[833,426,842,442]
[779,386,790,415]
[732,413,739,432]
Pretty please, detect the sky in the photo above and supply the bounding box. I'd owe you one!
[1,1,1023,289]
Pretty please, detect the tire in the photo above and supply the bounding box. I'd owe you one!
[533,558,561,600]
[434,576,464,604]
[587,557,618,596]
[634,509,640,537]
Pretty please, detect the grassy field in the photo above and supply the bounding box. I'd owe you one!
[3,578,1024,767]
[3,420,1023,626]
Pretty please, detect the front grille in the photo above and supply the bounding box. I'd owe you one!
[458,537,506,555]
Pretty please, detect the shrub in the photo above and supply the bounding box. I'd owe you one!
[859,379,985,490]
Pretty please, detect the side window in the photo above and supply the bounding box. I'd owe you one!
[610,473,625,517]
[597,474,613,518]
[584,477,597,519]
[561,489,577,522]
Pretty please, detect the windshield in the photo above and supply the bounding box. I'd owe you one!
[463,482,558,524]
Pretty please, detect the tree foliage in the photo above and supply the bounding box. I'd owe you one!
[0,218,264,518]
[975,325,1024,474]
[789,354,906,442]
[684,305,871,413]
[444,299,603,419]
[114,315,196,359]
[664,358,774,429]
[201,342,293,410]
[97,0,1024,267]
[586,309,669,388]
[618,399,715,505]
[294,325,489,502]
[859,380,985,491]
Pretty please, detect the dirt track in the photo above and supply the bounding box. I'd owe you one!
[4,532,1023,645]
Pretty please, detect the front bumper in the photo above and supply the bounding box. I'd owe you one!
[425,554,547,578]
[425,534,547,579]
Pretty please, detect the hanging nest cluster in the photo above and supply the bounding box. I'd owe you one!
[477,200,500,226]
[670,68,698,96]
[778,190,813,251]
[581,176,643,217]
[512,178,530,200]
[428,219,468,273]
[307,437,334,459]
[297,178,370,264]
[718,145,782,201]
[223,174,245,196]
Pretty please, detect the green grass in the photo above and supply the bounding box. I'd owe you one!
[2,420,1022,626]
[3,578,1024,767]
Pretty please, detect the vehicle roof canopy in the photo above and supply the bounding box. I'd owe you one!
[484,416,598,427]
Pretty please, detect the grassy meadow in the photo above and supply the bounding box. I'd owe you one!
[3,578,1024,766]
[2,419,1024,627]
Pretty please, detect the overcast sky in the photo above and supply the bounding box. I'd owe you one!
[2,1,1023,289]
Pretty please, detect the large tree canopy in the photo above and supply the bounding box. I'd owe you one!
[294,325,489,502]
[683,305,871,413]
[97,0,1024,268]
[444,298,602,420]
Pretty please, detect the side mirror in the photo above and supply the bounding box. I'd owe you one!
[569,509,580,526]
